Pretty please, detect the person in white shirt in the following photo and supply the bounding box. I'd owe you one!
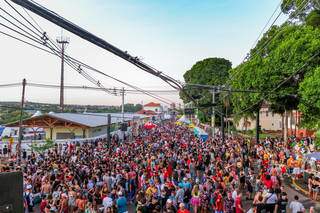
[103,194,113,208]
[289,195,305,213]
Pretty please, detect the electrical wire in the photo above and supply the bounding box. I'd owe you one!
[232,50,320,117]
[250,1,282,50]
[0,3,175,104]
[230,0,310,81]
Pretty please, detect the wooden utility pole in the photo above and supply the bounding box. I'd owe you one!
[18,78,26,165]
[211,89,216,138]
[57,36,69,111]
[256,107,260,143]
[107,114,111,144]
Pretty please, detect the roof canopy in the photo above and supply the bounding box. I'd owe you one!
[144,102,161,107]
[6,113,147,128]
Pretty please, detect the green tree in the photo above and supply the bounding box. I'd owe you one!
[299,66,320,129]
[281,0,320,21]
[306,10,320,27]
[231,24,320,112]
[123,103,143,112]
[230,24,320,141]
[29,138,55,154]
[0,109,30,125]
[180,57,232,123]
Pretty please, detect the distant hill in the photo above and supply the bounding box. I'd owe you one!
[0,102,142,125]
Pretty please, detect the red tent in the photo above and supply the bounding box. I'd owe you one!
[144,122,157,130]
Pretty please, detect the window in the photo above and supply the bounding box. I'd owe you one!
[279,121,282,128]
[266,111,269,117]
[272,112,274,117]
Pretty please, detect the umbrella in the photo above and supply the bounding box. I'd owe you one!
[144,122,157,130]
[304,152,320,161]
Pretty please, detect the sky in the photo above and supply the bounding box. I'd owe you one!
[0,0,285,106]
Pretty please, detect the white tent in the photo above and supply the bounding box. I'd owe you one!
[177,115,191,124]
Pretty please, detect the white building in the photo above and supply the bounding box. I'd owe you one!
[143,102,163,113]
[236,105,283,131]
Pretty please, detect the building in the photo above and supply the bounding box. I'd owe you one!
[136,109,157,116]
[6,112,148,140]
[236,105,283,131]
[143,102,163,113]
[236,106,315,137]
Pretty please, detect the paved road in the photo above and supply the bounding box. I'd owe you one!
[284,182,320,212]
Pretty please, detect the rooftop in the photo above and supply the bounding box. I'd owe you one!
[6,112,148,128]
[144,102,161,107]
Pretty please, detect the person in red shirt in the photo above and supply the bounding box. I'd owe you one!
[215,192,224,213]
[177,203,190,213]
[235,193,245,213]
[39,196,48,213]
[264,174,273,189]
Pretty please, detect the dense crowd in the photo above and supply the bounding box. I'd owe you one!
[0,122,318,213]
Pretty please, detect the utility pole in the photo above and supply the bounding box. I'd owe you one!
[221,112,225,144]
[57,36,69,112]
[120,88,125,142]
[121,87,125,122]
[18,78,26,165]
[107,114,111,144]
[256,107,260,143]
[211,89,216,138]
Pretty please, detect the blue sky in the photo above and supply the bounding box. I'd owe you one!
[0,0,285,105]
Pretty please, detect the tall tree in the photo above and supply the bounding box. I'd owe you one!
[281,0,320,20]
[282,0,320,27]
[299,66,320,129]
[230,24,320,138]
[180,57,232,123]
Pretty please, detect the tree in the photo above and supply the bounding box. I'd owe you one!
[230,24,320,141]
[29,138,55,154]
[306,10,320,27]
[123,103,143,112]
[281,0,320,21]
[0,109,30,125]
[180,58,232,123]
[298,66,320,129]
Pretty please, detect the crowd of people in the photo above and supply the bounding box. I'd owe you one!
[0,121,318,213]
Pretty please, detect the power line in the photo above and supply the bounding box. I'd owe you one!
[250,1,282,50]
[230,0,310,81]
[0,5,175,105]
[11,0,183,90]
[232,50,320,117]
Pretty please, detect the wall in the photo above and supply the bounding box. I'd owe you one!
[236,108,283,131]
[89,126,108,138]
[44,127,87,140]
[144,106,162,113]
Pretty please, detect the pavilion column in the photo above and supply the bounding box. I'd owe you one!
[50,128,53,140]
[82,129,86,138]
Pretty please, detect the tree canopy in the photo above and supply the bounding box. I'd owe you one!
[230,24,320,120]
[180,57,232,123]
[281,0,320,22]
[299,66,320,128]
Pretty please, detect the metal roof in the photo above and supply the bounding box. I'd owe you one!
[48,113,148,128]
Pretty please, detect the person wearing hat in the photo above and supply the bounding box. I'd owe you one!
[24,185,34,213]
[163,199,177,213]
